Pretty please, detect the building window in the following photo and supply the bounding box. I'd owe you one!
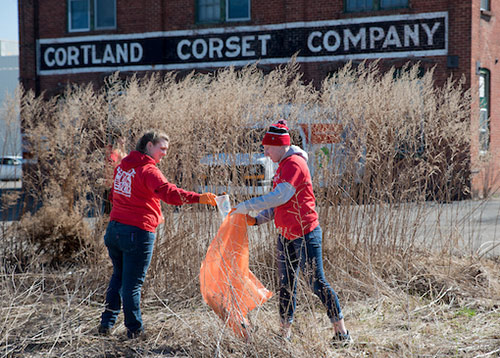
[197,0,250,23]
[94,0,116,28]
[68,0,116,32]
[198,0,221,23]
[481,0,490,11]
[345,0,408,12]
[479,69,490,154]
[227,0,250,20]
[69,0,90,31]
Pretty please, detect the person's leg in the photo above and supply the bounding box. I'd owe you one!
[119,226,155,337]
[277,235,300,337]
[298,226,347,335]
[100,221,123,331]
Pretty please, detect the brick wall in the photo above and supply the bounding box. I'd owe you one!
[470,0,500,196]
[21,0,474,92]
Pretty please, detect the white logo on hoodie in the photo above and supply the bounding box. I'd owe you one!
[114,166,136,198]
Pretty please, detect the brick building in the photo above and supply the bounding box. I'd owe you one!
[18,0,499,196]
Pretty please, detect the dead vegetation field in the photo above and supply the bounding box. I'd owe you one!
[1,248,499,357]
[1,62,499,357]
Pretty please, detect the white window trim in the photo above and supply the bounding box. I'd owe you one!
[480,0,490,11]
[68,0,90,32]
[94,0,117,30]
[226,0,251,22]
[479,70,490,155]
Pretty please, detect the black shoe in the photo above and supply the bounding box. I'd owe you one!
[331,330,353,347]
[127,328,145,340]
[98,325,111,336]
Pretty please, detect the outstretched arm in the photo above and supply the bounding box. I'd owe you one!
[232,182,296,215]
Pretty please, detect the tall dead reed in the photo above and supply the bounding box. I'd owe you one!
[0,61,498,357]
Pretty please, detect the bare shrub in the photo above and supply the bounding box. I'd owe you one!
[16,84,110,266]
[11,60,472,278]
[319,62,471,204]
[15,205,91,267]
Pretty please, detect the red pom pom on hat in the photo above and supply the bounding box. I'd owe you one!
[276,119,288,129]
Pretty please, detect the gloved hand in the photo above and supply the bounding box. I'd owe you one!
[245,215,256,226]
[229,208,256,226]
[199,192,217,206]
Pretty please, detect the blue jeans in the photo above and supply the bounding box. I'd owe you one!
[100,221,155,335]
[277,225,344,324]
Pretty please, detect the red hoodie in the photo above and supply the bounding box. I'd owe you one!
[273,153,319,240]
[109,151,201,232]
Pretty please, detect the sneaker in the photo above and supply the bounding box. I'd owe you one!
[97,325,111,336]
[331,330,353,347]
[127,328,146,340]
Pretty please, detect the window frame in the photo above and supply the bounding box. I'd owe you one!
[68,0,116,33]
[196,0,250,24]
[480,0,490,11]
[196,0,222,23]
[344,0,409,12]
[94,0,117,30]
[226,0,251,22]
[68,0,90,32]
[479,68,491,155]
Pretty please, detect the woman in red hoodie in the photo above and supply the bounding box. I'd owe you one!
[98,130,217,339]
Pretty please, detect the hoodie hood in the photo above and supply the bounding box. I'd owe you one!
[119,150,156,171]
[281,145,308,163]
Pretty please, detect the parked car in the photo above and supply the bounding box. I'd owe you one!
[0,156,22,181]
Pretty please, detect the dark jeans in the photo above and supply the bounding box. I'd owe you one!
[277,225,344,325]
[100,221,155,335]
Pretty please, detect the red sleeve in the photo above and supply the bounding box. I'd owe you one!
[143,166,201,205]
[155,182,201,205]
[279,157,306,189]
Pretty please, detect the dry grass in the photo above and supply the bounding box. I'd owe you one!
[0,253,498,357]
[0,61,498,357]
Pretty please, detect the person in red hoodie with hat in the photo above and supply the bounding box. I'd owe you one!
[98,130,217,339]
[231,120,352,346]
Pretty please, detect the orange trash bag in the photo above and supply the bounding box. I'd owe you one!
[200,213,273,339]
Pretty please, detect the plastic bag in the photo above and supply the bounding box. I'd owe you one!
[200,213,273,339]
[215,194,231,218]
